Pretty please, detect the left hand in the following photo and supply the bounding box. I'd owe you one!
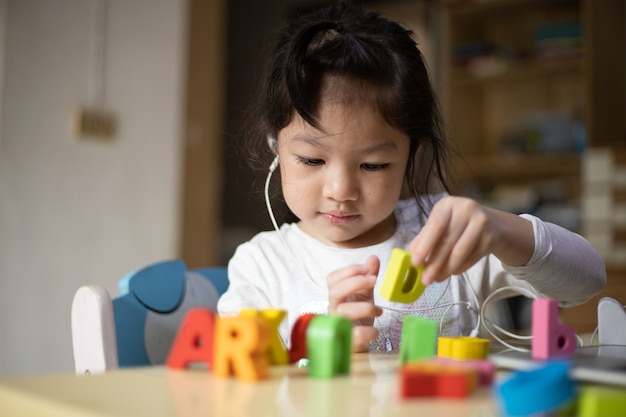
[407,196,533,285]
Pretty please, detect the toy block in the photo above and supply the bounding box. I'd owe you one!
[213,316,270,381]
[399,361,478,399]
[531,298,576,360]
[289,313,316,363]
[380,248,425,303]
[435,358,496,386]
[239,308,289,365]
[166,308,215,369]
[437,336,489,361]
[578,385,626,417]
[306,315,352,378]
[495,361,575,417]
[399,316,438,363]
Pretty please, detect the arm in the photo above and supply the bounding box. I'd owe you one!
[408,196,606,305]
[503,214,606,306]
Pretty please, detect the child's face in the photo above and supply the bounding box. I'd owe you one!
[276,97,410,248]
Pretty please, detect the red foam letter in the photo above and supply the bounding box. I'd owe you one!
[166,308,215,369]
[289,313,316,363]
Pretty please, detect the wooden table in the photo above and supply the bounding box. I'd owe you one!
[0,353,500,417]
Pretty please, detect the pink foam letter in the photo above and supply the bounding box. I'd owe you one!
[532,298,576,360]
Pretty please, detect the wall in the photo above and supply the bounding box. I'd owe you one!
[0,0,188,375]
[0,0,4,155]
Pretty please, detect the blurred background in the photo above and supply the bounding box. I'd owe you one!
[0,0,624,375]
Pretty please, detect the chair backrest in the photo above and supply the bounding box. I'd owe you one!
[71,259,228,375]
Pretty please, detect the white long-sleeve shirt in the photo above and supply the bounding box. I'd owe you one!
[218,196,606,351]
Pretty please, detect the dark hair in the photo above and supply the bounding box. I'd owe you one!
[244,1,450,216]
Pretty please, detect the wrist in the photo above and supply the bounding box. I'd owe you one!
[490,209,534,266]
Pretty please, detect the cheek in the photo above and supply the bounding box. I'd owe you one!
[280,169,316,205]
[366,171,405,207]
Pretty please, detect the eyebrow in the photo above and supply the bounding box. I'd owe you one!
[291,134,400,154]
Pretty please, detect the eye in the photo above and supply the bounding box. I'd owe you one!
[296,156,324,166]
[361,163,389,171]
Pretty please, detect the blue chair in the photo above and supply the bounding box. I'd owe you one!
[71,259,228,375]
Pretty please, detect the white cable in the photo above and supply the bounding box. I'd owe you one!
[575,333,584,348]
[264,161,284,243]
[589,327,599,345]
[480,285,539,352]
[383,301,473,314]
[264,161,322,289]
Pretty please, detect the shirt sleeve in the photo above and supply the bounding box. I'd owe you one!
[501,214,606,307]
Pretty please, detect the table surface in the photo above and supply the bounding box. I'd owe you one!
[0,352,501,417]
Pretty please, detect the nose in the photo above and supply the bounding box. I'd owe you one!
[322,166,359,202]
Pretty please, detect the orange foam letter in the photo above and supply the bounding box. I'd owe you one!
[213,316,270,381]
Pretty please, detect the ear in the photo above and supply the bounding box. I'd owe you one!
[129,259,186,314]
[267,136,278,153]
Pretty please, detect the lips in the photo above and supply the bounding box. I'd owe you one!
[321,211,359,224]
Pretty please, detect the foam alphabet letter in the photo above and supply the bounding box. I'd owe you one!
[399,361,478,399]
[578,385,626,417]
[532,298,576,360]
[496,362,575,416]
[213,316,270,381]
[380,248,425,303]
[239,308,289,365]
[289,313,316,363]
[306,315,352,378]
[399,316,438,363]
[166,308,215,369]
[438,336,490,361]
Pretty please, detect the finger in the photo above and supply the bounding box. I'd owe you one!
[328,275,377,310]
[327,264,369,287]
[329,274,376,299]
[365,255,380,276]
[445,219,489,274]
[408,222,444,266]
[422,218,486,284]
[420,223,467,284]
[409,209,451,266]
[449,244,485,277]
[352,325,379,352]
[334,302,382,321]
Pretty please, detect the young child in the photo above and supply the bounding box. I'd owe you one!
[217,2,606,352]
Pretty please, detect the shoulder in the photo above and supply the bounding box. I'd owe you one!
[231,225,295,259]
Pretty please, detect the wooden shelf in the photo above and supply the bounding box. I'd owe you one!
[453,153,580,182]
[444,0,587,205]
[451,58,581,87]
[445,0,577,17]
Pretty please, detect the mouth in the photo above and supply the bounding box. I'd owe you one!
[321,211,359,225]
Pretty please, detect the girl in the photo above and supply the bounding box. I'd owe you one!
[217,2,606,352]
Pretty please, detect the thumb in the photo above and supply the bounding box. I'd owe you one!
[366,255,380,277]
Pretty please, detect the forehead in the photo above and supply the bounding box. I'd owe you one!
[278,74,408,145]
[319,75,383,110]
[281,98,408,153]
[306,76,391,131]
